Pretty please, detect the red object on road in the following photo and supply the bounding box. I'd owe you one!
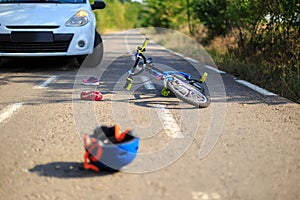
[80,91,103,101]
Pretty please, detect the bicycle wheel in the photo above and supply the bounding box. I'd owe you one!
[166,76,211,108]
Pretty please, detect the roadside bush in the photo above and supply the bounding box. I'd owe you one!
[94,0,143,33]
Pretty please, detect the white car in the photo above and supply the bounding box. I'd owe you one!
[0,0,105,65]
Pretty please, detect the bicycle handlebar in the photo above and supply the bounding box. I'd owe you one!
[137,38,149,54]
[124,38,150,91]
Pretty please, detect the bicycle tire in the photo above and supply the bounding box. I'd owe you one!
[166,76,211,108]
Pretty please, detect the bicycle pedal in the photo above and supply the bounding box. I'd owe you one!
[200,72,208,83]
[161,87,170,97]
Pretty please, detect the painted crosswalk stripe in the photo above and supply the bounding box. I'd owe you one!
[0,103,23,125]
[34,75,58,89]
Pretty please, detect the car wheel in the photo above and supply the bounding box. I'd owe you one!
[94,31,102,47]
[76,55,86,65]
[76,31,103,67]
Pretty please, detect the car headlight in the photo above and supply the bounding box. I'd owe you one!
[66,10,89,27]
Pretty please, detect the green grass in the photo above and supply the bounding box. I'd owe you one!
[208,50,300,103]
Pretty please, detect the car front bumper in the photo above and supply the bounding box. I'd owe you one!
[0,23,95,57]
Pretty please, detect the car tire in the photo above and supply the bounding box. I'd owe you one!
[94,31,102,47]
[76,55,86,65]
[76,31,103,67]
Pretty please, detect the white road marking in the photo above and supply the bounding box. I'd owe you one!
[192,192,221,200]
[141,76,156,90]
[0,103,23,125]
[173,51,184,58]
[165,49,174,54]
[185,57,200,63]
[235,80,277,96]
[34,75,58,89]
[165,49,184,57]
[155,104,184,138]
[165,48,226,75]
[203,65,226,74]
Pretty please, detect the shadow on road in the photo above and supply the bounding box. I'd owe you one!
[29,162,116,178]
[0,57,79,73]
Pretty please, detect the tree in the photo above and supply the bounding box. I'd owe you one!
[141,0,188,29]
[95,0,144,31]
[192,0,230,39]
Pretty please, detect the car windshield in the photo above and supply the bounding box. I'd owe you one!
[0,0,86,3]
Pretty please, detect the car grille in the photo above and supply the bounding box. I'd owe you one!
[0,33,74,53]
[0,41,71,53]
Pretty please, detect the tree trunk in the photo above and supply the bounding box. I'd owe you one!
[186,0,193,36]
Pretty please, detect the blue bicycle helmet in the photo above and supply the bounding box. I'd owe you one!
[83,125,139,171]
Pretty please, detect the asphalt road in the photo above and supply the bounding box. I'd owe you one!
[0,30,299,200]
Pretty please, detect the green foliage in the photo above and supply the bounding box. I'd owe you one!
[141,0,188,29]
[94,0,143,32]
[190,0,300,102]
[192,0,230,39]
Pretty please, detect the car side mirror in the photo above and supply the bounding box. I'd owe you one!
[92,0,106,10]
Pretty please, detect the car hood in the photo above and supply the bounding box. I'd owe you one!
[0,4,89,26]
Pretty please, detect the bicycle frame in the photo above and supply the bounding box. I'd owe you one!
[124,38,211,108]
[125,38,207,91]
[127,53,191,85]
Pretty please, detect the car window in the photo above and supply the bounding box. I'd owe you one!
[0,0,86,3]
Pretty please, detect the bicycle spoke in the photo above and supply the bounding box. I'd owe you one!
[170,79,206,103]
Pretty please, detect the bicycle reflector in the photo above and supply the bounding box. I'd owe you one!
[83,125,139,172]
